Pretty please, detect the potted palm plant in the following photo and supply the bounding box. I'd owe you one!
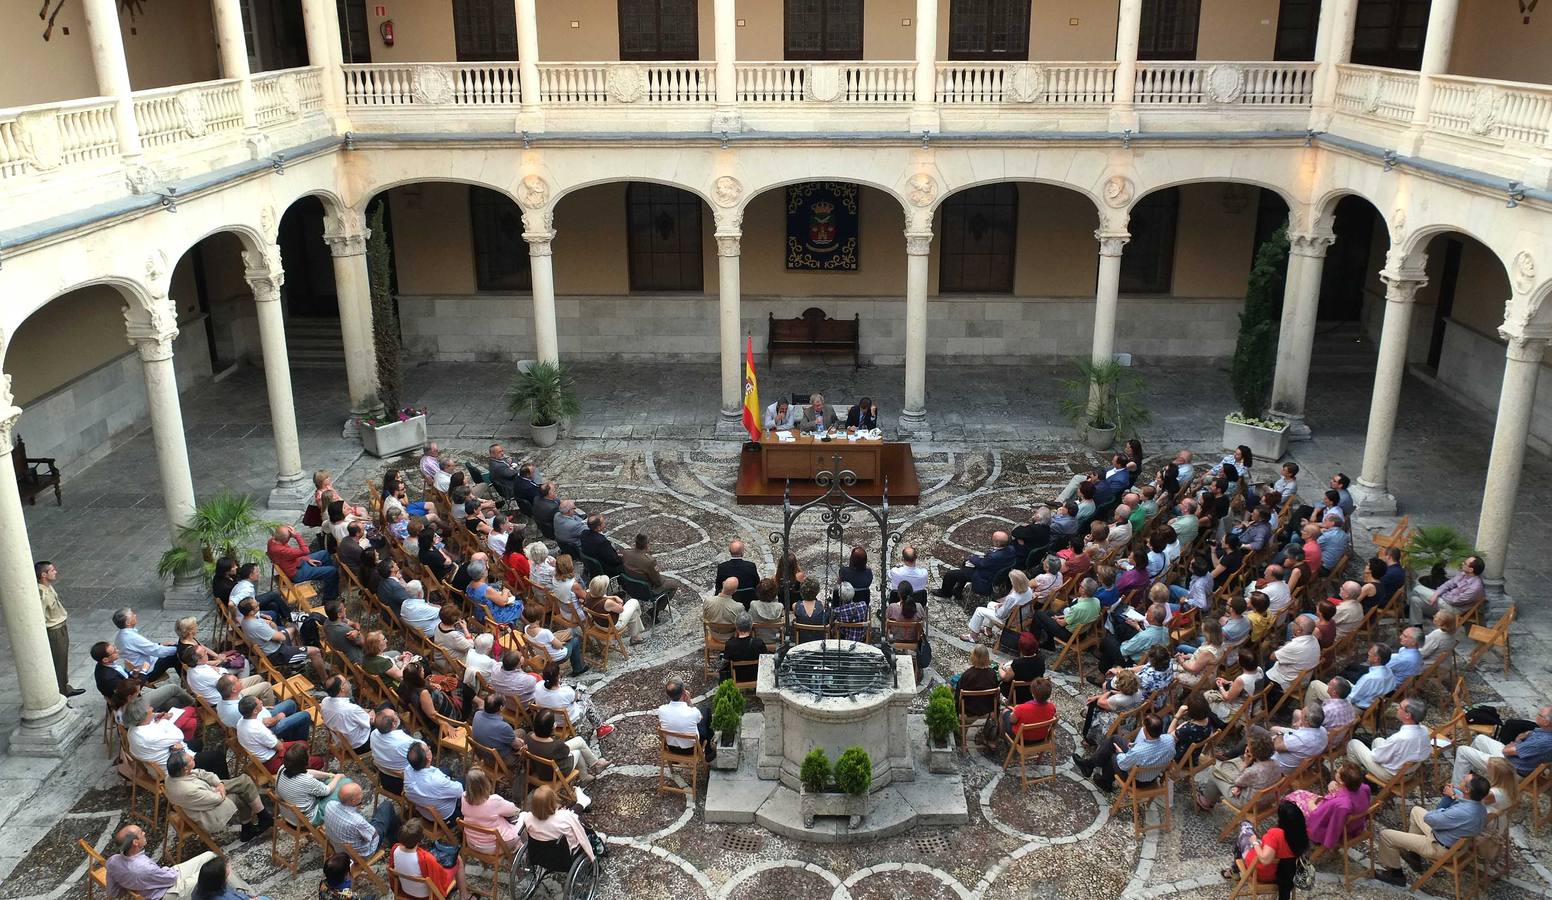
[710,679,745,771]
[1061,358,1148,451]
[156,491,276,579]
[359,203,427,458]
[1224,227,1290,461]
[925,685,959,773]
[507,360,580,448]
[1404,525,1476,588]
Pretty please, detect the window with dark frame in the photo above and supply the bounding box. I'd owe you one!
[947,0,1031,60]
[1137,0,1201,61]
[627,184,704,292]
[469,187,532,292]
[785,0,864,60]
[938,184,1019,294]
[1350,0,1430,70]
[1272,0,1321,62]
[452,0,518,62]
[618,0,700,61]
[1118,188,1179,295]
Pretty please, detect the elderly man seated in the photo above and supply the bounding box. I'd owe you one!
[321,675,374,756]
[1347,697,1433,780]
[1263,616,1321,716]
[1072,712,1175,793]
[370,707,417,795]
[162,749,270,842]
[237,597,325,683]
[404,741,464,825]
[703,577,743,636]
[113,607,180,681]
[471,693,523,765]
[325,780,401,860]
[1451,703,1552,783]
[398,581,443,637]
[489,649,539,708]
[1374,774,1491,886]
[123,696,227,777]
[1316,643,1397,711]
[106,823,253,900]
[657,679,715,762]
[1270,704,1328,772]
[934,530,1017,603]
[215,673,309,738]
[181,646,272,708]
[1409,555,1486,625]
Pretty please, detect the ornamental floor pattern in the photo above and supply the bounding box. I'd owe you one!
[3,445,1551,899]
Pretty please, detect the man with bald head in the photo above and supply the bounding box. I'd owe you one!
[713,539,759,597]
[933,530,1017,605]
[703,577,743,635]
[324,779,401,858]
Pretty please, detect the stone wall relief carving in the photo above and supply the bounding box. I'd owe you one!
[906,173,937,207]
[519,174,550,210]
[713,175,743,208]
[1102,175,1134,209]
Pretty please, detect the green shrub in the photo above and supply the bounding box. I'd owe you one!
[710,679,745,739]
[1404,525,1477,574]
[800,748,831,793]
[930,684,954,704]
[925,694,958,746]
[834,746,873,796]
[1230,227,1289,420]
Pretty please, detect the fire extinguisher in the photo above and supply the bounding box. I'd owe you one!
[379,19,395,46]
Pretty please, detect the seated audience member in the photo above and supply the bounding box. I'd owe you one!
[1420,609,1460,665]
[1450,703,1552,782]
[622,533,677,601]
[1318,643,1396,710]
[1373,773,1490,886]
[956,645,1001,738]
[404,741,464,825]
[399,580,443,637]
[837,545,874,593]
[1080,669,1143,747]
[388,819,467,900]
[238,597,325,683]
[489,649,539,708]
[1315,514,1350,575]
[106,823,249,900]
[718,613,767,682]
[463,561,522,627]
[579,514,623,576]
[1270,704,1329,771]
[1206,646,1262,721]
[1387,627,1424,681]
[1073,712,1175,793]
[748,578,785,633]
[1409,555,1486,624]
[123,696,225,777]
[370,708,417,795]
[1030,577,1101,651]
[964,569,1034,644]
[1315,677,1357,733]
[1002,677,1056,743]
[525,617,589,678]
[517,786,595,865]
[113,607,179,681]
[162,749,269,841]
[181,645,272,707]
[459,767,522,854]
[582,574,646,644]
[267,524,339,601]
[470,693,522,765]
[934,531,1017,602]
[703,577,743,635]
[1195,727,1279,810]
[1346,698,1433,780]
[1285,761,1373,851]
[831,583,869,641]
[434,604,476,659]
[1166,694,1223,764]
[93,641,193,711]
[223,562,294,626]
[237,695,323,774]
[522,708,608,790]
[215,673,308,738]
[1174,620,1223,691]
[321,675,374,755]
[1263,616,1321,714]
[713,540,759,595]
[657,679,715,761]
[1225,800,1309,889]
[533,662,607,736]
[320,600,366,665]
[888,546,930,594]
[325,780,400,862]
[277,742,349,825]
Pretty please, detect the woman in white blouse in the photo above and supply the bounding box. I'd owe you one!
[1420,608,1460,663]
[963,569,1034,643]
[532,661,604,735]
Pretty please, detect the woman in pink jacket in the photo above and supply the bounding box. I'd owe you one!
[459,768,522,854]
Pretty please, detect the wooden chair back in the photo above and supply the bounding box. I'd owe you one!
[956,688,1001,750]
[1002,718,1058,789]
[581,605,629,671]
[792,621,829,645]
[388,861,451,900]
[1110,763,1171,836]
[657,727,705,802]
[522,746,580,804]
[270,794,329,874]
[1465,605,1515,675]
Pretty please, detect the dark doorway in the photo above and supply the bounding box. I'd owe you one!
[1316,196,1378,322]
[1427,238,1463,370]
[277,196,339,318]
[1273,0,1320,61]
[337,0,371,64]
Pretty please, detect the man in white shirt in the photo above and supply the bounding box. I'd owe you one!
[404,742,464,822]
[887,546,929,594]
[1106,506,1134,547]
[235,695,285,771]
[656,680,714,760]
[124,698,192,776]
[1266,616,1321,711]
[1347,697,1433,780]
[487,516,513,557]
[370,708,417,795]
[1271,704,1329,771]
[321,675,373,754]
[180,646,273,708]
[113,607,179,680]
[1250,565,1293,622]
[215,674,308,737]
[398,584,441,637]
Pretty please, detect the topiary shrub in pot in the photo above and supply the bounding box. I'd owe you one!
[709,678,745,770]
[924,686,959,773]
[1224,227,1292,460]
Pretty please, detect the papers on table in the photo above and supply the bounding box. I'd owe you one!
[775,430,796,442]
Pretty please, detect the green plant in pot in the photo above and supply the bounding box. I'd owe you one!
[834,746,873,796]
[1060,358,1148,451]
[507,360,580,449]
[799,747,831,794]
[925,689,959,750]
[1404,525,1477,587]
[156,491,276,579]
[710,678,745,748]
[1223,227,1292,460]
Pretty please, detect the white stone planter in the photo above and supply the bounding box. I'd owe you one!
[530,421,559,447]
[360,414,427,458]
[800,788,867,829]
[711,732,740,771]
[1085,424,1116,451]
[1223,415,1289,462]
[927,736,957,774]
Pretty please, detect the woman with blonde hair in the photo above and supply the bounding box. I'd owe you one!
[550,555,588,621]
[583,574,646,644]
[1420,608,1460,663]
[963,569,1033,643]
[174,616,223,667]
[460,767,522,854]
[517,786,595,862]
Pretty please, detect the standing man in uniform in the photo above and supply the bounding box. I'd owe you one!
[38,561,85,698]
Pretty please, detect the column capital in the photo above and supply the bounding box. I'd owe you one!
[904,230,933,256]
[1288,229,1336,259]
[523,229,556,256]
[323,209,370,258]
[242,245,286,301]
[715,230,741,258]
[1500,332,1550,362]
[1379,265,1428,303]
[0,375,22,455]
[123,301,179,361]
[1095,230,1130,257]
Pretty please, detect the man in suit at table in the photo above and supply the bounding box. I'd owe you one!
[844,397,879,430]
[713,540,759,595]
[799,393,841,433]
[764,398,800,431]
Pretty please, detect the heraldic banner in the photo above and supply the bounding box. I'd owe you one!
[786,182,860,271]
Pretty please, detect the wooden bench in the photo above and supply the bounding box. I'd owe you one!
[12,436,61,505]
[768,307,860,368]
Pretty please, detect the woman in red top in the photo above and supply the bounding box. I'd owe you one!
[1001,677,1057,743]
[1226,800,1309,898]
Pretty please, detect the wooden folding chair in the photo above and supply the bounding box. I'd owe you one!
[1369,516,1411,553]
[1313,794,1383,887]
[274,565,320,613]
[1051,619,1098,681]
[271,795,329,873]
[581,605,629,671]
[459,819,513,900]
[1226,857,1279,900]
[415,802,460,849]
[792,621,829,645]
[388,861,450,900]
[1517,762,1552,833]
[333,841,391,897]
[1366,759,1426,826]
[1217,779,1283,840]
[1110,763,1171,836]
[1410,833,1480,899]
[658,727,706,802]
[523,747,581,804]
[730,658,760,693]
[79,838,145,900]
[1002,718,1058,789]
[117,733,165,829]
[1266,668,1313,722]
[957,688,1001,751]
[1465,606,1514,675]
[703,622,732,677]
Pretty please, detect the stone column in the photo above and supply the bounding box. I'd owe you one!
[1270,226,1336,439]
[909,0,940,133]
[80,0,142,159]
[127,320,205,606]
[299,0,344,110]
[1351,258,1426,516]
[323,210,383,428]
[900,229,933,434]
[514,0,544,131]
[0,379,89,756]
[244,250,309,508]
[716,223,743,427]
[1091,229,1130,367]
[211,0,260,145]
[1313,0,1360,122]
[1402,0,1461,153]
[712,0,740,132]
[1110,0,1143,132]
[1475,334,1546,591]
[524,216,559,364]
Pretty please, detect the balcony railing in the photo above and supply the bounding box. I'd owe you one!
[1134,62,1317,106]
[254,66,327,124]
[133,78,246,148]
[1428,73,1552,148]
[934,62,1116,105]
[1333,63,1418,123]
[0,96,119,180]
[344,63,522,106]
[541,62,715,106]
[734,62,915,104]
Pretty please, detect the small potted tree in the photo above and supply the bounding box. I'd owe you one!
[925,685,959,773]
[507,360,580,448]
[1061,358,1148,451]
[1404,525,1476,589]
[359,203,427,457]
[1223,227,1290,461]
[709,678,745,771]
[157,491,276,580]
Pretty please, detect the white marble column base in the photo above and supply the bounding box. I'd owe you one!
[163,570,211,610]
[1272,412,1312,441]
[9,698,90,757]
[897,410,929,438]
[269,471,313,511]
[1349,479,1399,517]
[715,411,748,439]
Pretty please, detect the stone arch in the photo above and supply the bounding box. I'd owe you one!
[1399,221,1509,274]
[1131,175,1300,214]
[551,174,715,211]
[1313,189,1391,245]
[357,175,524,210]
[738,174,911,225]
[930,176,1103,226]
[163,223,269,277]
[1,276,154,370]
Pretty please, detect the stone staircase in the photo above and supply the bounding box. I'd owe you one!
[1309,325,1379,374]
[284,318,346,369]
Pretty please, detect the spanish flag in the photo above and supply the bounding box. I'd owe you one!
[741,336,761,441]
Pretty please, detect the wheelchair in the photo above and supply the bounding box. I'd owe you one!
[509,836,598,900]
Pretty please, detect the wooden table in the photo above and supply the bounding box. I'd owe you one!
[759,432,883,482]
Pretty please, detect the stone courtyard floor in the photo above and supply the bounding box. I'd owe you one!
[3,352,1552,898]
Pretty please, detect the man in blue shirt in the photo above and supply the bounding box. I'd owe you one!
[113,608,179,680]
[1452,704,1552,781]
[403,741,464,823]
[1073,713,1175,792]
[1345,644,1399,710]
[1386,628,1424,681]
[1097,604,1169,674]
[1315,515,1350,574]
[1330,472,1355,517]
[1375,773,1488,885]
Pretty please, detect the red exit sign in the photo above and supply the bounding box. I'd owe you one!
[374,5,386,16]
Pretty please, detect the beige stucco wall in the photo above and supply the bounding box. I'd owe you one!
[0,0,218,107]
[365,1,457,63]
[1030,1,1118,61]
[1197,0,1279,61]
[1450,0,1552,84]
[7,286,127,405]
[388,183,479,295]
[1171,183,1259,298]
